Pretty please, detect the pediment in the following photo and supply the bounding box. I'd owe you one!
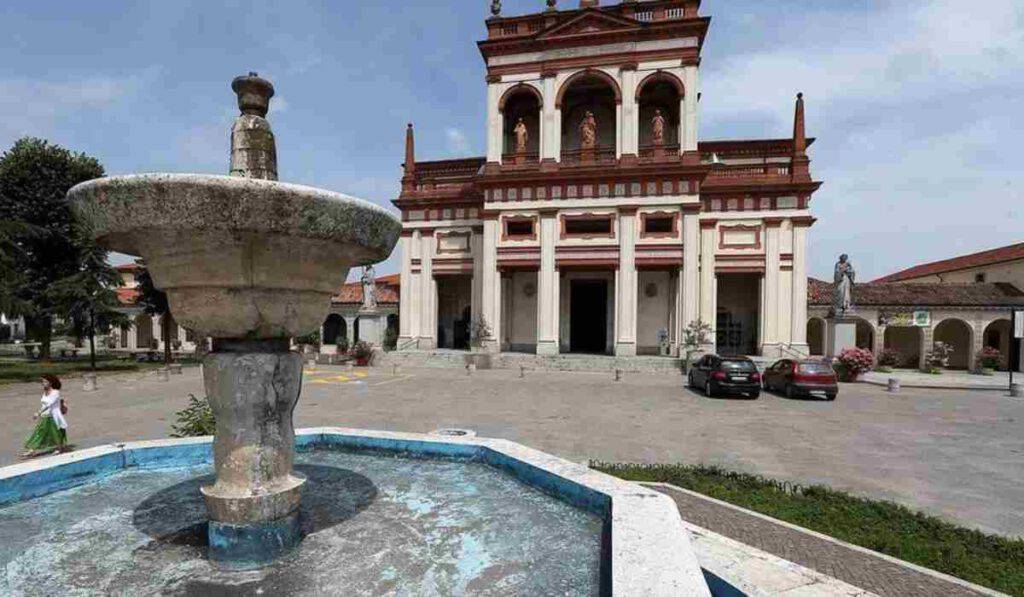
[537,10,641,40]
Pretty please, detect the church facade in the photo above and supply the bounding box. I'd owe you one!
[394,0,822,358]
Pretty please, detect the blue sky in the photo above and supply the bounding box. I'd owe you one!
[1,0,1021,282]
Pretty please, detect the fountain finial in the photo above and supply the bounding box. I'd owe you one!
[230,72,278,180]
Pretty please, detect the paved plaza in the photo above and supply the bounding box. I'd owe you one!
[1,365,1021,539]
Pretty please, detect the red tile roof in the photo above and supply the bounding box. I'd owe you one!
[116,263,141,272]
[809,278,1024,307]
[872,242,1024,283]
[333,274,400,305]
[116,287,140,306]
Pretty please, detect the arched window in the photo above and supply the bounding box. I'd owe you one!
[558,71,620,165]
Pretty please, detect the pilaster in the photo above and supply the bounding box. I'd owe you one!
[541,74,559,162]
[682,65,699,152]
[486,82,503,164]
[481,219,501,352]
[398,234,416,345]
[537,211,560,355]
[419,232,436,349]
[789,222,810,355]
[615,209,638,356]
[699,220,717,351]
[762,220,782,354]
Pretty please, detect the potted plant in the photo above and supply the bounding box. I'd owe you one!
[976,347,1002,376]
[681,321,713,373]
[835,347,874,382]
[351,340,373,366]
[876,348,902,373]
[925,341,953,373]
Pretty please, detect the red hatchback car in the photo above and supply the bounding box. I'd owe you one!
[762,359,839,401]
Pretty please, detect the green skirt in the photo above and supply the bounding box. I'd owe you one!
[24,415,66,451]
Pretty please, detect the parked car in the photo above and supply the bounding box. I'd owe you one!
[687,355,761,399]
[762,359,839,400]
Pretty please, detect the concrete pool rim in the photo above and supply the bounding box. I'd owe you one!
[0,427,709,596]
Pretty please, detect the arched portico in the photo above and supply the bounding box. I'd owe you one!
[884,326,922,368]
[983,319,1012,370]
[933,318,974,370]
[807,317,825,356]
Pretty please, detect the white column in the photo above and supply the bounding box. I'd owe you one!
[620,68,638,156]
[471,230,483,330]
[682,213,700,328]
[541,76,558,161]
[487,83,503,164]
[127,322,138,350]
[682,65,699,152]
[344,316,357,346]
[614,103,624,159]
[481,219,501,352]
[398,234,415,344]
[790,224,810,354]
[615,210,638,356]
[536,212,560,355]
[762,223,781,354]
[419,232,436,349]
[699,222,717,351]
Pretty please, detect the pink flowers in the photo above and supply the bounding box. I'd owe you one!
[835,348,875,381]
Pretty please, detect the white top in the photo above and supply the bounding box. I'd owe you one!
[41,390,67,429]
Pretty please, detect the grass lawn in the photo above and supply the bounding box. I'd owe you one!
[594,462,1024,595]
[0,358,163,384]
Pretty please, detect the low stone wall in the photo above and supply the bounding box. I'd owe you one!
[385,349,684,373]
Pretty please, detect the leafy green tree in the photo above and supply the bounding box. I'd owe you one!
[0,138,104,359]
[50,238,129,370]
[135,262,174,365]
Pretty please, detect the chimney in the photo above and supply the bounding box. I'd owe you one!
[791,93,810,182]
[401,123,416,192]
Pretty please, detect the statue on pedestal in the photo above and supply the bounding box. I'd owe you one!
[651,109,666,146]
[579,111,597,150]
[831,254,855,317]
[361,265,377,310]
[513,118,528,154]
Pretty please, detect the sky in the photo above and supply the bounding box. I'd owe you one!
[1,0,1021,283]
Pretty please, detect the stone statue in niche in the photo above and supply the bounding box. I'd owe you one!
[579,111,597,150]
[831,254,856,317]
[651,109,666,146]
[513,117,529,154]
[361,265,377,310]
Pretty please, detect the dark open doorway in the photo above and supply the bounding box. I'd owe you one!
[716,273,760,356]
[437,276,472,350]
[570,279,608,354]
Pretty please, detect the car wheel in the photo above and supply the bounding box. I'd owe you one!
[704,380,714,398]
[687,372,694,389]
[826,393,837,401]
[750,391,760,400]
[785,384,795,399]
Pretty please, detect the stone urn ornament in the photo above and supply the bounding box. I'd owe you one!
[68,73,401,569]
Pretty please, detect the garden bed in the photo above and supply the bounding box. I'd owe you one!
[594,462,1024,595]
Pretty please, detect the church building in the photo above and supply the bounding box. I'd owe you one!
[393,0,822,358]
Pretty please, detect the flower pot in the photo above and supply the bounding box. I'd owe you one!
[355,357,369,367]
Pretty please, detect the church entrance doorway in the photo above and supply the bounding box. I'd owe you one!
[437,275,472,350]
[716,273,760,356]
[569,279,608,354]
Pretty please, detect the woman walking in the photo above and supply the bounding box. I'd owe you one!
[22,375,68,457]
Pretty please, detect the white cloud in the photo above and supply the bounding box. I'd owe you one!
[445,127,471,154]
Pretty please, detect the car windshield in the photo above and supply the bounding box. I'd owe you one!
[799,362,834,374]
[721,360,757,372]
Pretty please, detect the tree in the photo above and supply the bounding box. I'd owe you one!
[0,138,104,360]
[681,320,713,373]
[135,261,174,365]
[51,237,128,370]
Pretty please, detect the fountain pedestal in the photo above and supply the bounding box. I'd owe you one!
[69,72,401,570]
[201,339,305,567]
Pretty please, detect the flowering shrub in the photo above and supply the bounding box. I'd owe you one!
[877,348,903,369]
[977,347,1002,370]
[835,348,874,381]
[926,342,954,368]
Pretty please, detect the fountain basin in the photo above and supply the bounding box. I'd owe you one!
[68,173,401,338]
[0,429,709,595]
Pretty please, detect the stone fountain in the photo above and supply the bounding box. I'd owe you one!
[68,73,401,568]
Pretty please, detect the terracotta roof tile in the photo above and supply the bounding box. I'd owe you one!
[332,275,400,305]
[809,278,1024,307]
[116,287,140,306]
[872,242,1024,283]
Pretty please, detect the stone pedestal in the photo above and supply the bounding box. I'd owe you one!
[825,317,857,358]
[201,339,305,569]
[356,308,388,348]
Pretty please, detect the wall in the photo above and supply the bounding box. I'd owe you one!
[506,271,538,352]
[895,258,1024,289]
[636,271,672,354]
